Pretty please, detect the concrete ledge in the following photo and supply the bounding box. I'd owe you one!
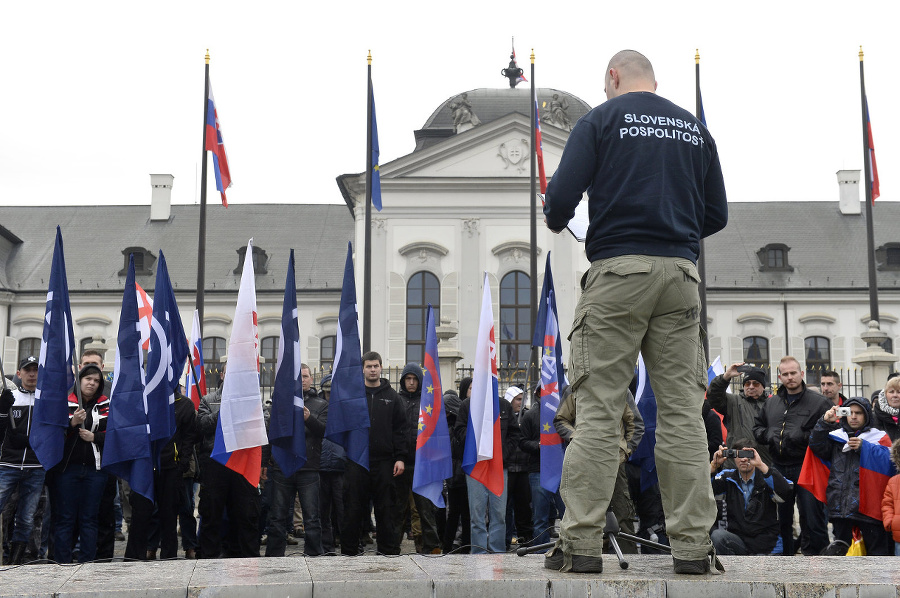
[2,554,900,598]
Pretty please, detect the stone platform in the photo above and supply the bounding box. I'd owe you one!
[1,554,899,598]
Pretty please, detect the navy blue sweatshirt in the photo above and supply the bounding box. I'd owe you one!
[544,91,727,263]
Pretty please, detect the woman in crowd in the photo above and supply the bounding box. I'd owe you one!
[871,375,900,442]
[51,364,109,563]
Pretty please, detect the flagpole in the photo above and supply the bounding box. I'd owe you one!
[195,50,211,333]
[695,49,710,362]
[859,46,879,324]
[529,49,539,389]
[363,51,373,353]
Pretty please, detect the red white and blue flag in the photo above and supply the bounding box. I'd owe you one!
[534,89,547,194]
[798,427,895,521]
[206,80,232,207]
[865,98,880,202]
[135,283,153,351]
[706,356,727,442]
[185,309,207,410]
[413,305,453,507]
[211,240,267,487]
[462,273,504,496]
[531,253,564,492]
[512,46,527,85]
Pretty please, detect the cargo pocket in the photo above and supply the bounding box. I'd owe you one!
[675,260,701,284]
[566,309,591,393]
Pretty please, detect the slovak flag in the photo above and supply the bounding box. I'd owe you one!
[413,304,452,507]
[211,240,268,487]
[32,226,76,471]
[706,356,727,442]
[799,427,895,521]
[865,98,880,202]
[532,253,564,492]
[206,79,232,207]
[135,283,153,351]
[185,310,207,410]
[533,89,547,194]
[462,273,504,496]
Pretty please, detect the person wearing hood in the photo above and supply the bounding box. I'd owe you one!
[443,379,470,553]
[809,396,893,555]
[340,351,407,556]
[394,362,441,553]
[871,375,900,443]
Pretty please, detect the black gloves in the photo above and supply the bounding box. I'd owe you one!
[0,388,14,414]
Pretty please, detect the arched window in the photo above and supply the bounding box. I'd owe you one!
[202,336,228,393]
[406,272,440,365]
[804,336,831,386]
[320,335,336,373]
[499,271,530,370]
[743,336,769,369]
[17,337,41,365]
[260,336,279,402]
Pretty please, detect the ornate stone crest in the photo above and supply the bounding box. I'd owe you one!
[498,139,530,173]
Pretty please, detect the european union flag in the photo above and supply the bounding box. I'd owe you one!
[269,249,307,476]
[32,226,76,470]
[369,85,382,211]
[324,242,370,468]
[412,305,452,507]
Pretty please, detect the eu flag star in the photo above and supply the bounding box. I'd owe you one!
[425,405,433,415]
[542,422,551,432]
[427,385,434,394]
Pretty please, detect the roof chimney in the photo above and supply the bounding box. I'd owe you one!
[150,174,174,221]
[836,169,861,215]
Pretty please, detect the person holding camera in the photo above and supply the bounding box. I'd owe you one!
[710,439,793,555]
[708,363,771,466]
[808,397,893,555]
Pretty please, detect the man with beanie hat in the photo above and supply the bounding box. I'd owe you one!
[708,362,772,466]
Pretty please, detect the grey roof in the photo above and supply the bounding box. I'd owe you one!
[415,88,592,151]
[0,204,353,295]
[704,202,900,292]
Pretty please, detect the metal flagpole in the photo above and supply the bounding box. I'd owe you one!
[695,49,710,362]
[363,51,374,353]
[195,50,211,333]
[859,46,879,324]
[529,50,539,389]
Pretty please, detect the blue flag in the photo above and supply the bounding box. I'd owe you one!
[268,249,307,476]
[324,242,370,469]
[412,305,452,507]
[369,84,382,211]
[103,255,154,500]
[629,354,658,492]
[144,251,189,464]
[532,253,565,493]
[32,226,76,470]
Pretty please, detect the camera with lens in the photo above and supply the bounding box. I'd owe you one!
[723,448,754,459]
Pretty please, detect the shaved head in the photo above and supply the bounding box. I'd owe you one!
[605,50,657,99]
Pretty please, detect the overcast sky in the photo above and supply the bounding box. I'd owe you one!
[1,1,896,209]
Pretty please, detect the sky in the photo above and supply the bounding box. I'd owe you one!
[1,1,897,209]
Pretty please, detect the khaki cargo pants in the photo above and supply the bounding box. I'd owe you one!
[558,255,715,561]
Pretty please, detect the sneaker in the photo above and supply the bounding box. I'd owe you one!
[286,534,299,545]
[544,548,564,571]
[115,531,126,542]
[673,557,709,575]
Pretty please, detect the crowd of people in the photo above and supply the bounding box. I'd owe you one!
[3,344,899,567]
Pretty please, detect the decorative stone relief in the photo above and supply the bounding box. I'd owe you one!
[399,242,449,275]
[450,93,481,133]
[372,217,387,231]
[498,139,530,174]
[541,93,572,131]
[463,219,480,237]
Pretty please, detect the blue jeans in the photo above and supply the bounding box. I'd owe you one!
[529,472,564,548]
[52,464,108,563]
[466,471,507,554]
[265,466,323,556]
[0,467,46,545]
[773,461,828,555]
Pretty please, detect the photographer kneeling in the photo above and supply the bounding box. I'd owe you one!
[710,439,793,555]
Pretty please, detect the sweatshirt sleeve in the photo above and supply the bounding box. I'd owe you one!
[543,118,599,232]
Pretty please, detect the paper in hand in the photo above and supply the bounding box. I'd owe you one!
[538,193,588,243]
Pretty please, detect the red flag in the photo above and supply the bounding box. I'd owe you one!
[865,98,880,202]
[534,90,547,194]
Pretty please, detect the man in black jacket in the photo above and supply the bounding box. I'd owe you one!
[753,356,831,556]
[340,352,407,555]
[710,439,792,555]
[264,363,327,556]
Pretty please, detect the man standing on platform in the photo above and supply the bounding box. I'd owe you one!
[542,49,728,574]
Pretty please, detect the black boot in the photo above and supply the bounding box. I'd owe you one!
[10,542,27,565]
